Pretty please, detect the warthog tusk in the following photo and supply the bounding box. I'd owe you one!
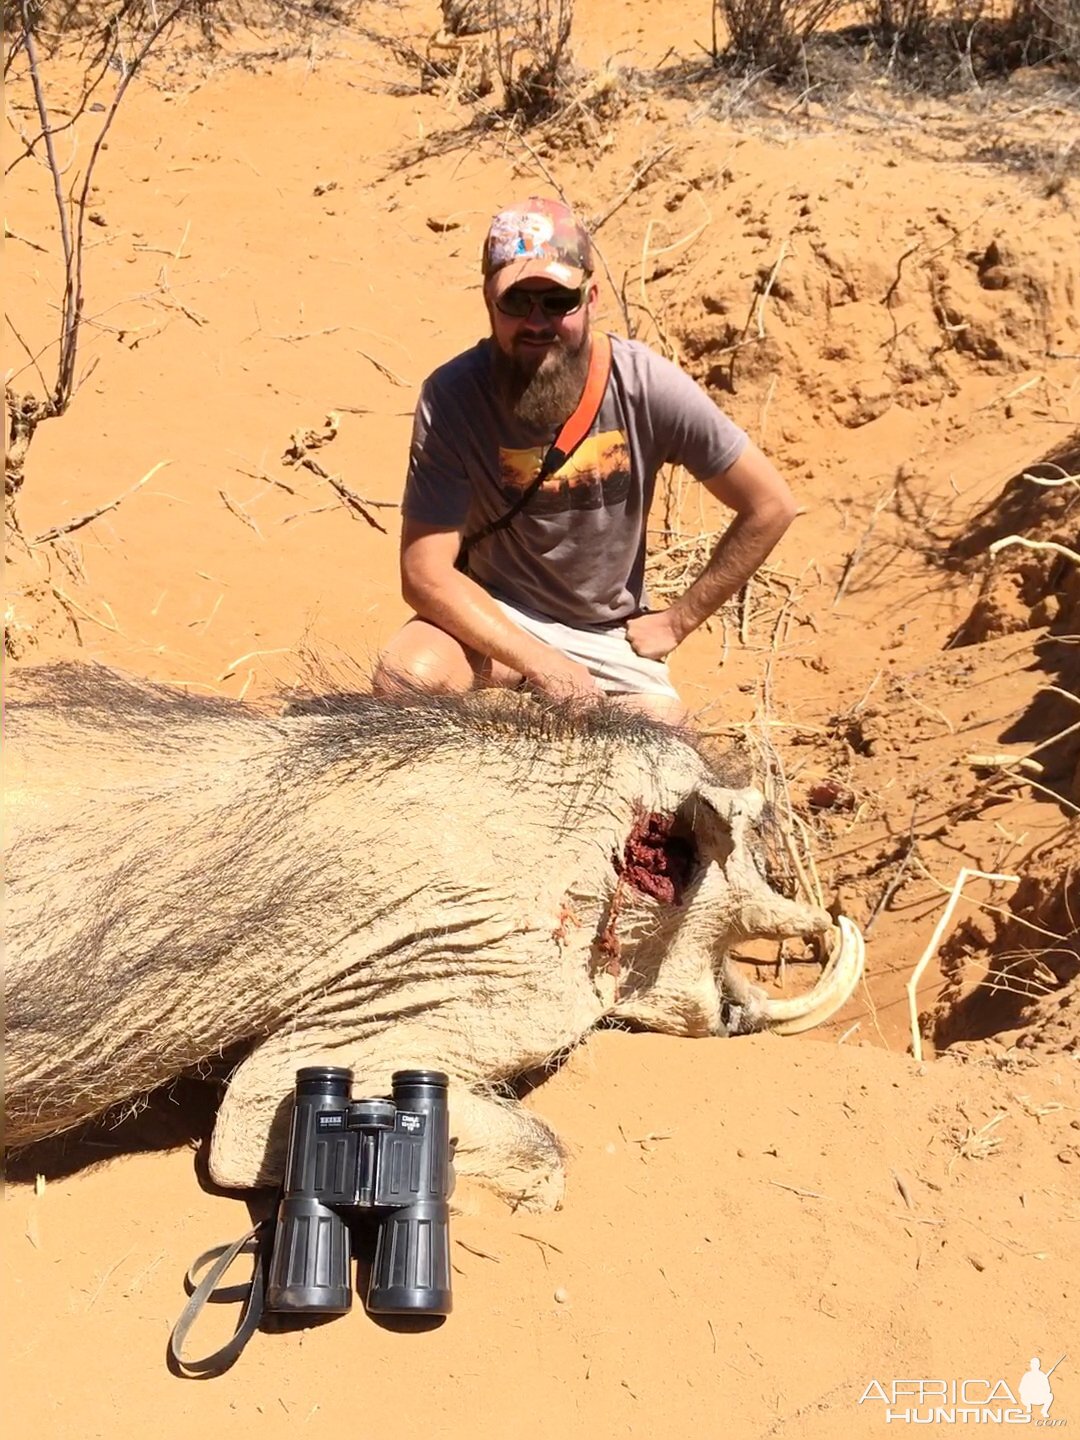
[764,915,866,1035]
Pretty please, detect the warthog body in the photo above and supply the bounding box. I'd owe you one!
[5,664,862,1208]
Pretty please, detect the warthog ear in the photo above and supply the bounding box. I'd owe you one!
[687,779,766,855]
[693,779,830,939]
[693,779,767,827]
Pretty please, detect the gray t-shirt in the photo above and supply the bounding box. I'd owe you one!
[402,334,748,627]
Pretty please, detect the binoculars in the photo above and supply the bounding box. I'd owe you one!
[265,1067,453,1318]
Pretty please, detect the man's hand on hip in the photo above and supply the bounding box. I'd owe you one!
[626,609,684,662]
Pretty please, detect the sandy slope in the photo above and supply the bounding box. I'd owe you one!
[4,1,1079,1432]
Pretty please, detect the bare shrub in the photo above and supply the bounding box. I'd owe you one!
[1009,0,1080,68]
[715,0,846,75]
[860,0,1080,79]
[9,0,371,54]
[5,0,194,511]
[491,0,574,119]
[4,0,375,505]
[441,0,494,36]
[864,0,936,53]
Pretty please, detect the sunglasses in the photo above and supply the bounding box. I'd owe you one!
[495,284,587,319]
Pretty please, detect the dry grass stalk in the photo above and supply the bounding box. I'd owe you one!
[50,584,119,633]
[948,1113,1007,1172]
[217,647,291,682]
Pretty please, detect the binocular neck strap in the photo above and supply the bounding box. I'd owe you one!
[168,1221,272,1379]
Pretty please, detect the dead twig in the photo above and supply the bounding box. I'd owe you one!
[31,460,170,544]
[325,475,390,532]
[267,328,409,386]
[233,466,296,495]
[769,1181,825,1199]
[219,490,263,538]
[865,826,918,936]
[292,458,391,532]
[516,1232,564,1269]
[725,237,788,390]
[281,504,338,525]
[4,223,47,251]
[590,145,674,233]
[455,1238,502,1262]
[891,1169,915,1210]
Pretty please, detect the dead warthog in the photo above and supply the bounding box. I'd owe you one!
[5,664,864,1209]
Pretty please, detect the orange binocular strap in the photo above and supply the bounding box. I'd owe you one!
[455,330,614,572]
[538,328,612,479]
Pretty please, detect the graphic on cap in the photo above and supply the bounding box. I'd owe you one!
[482,197,592,292]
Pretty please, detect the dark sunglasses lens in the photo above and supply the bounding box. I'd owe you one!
[542,288,584,315]
[499,287,583,318]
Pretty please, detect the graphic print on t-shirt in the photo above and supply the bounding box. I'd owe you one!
[498,430,631,515]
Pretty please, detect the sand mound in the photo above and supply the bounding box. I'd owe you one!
[949,435,1080,646]
[934,826,1080,1057]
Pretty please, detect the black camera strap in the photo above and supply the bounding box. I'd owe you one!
[168,1219,273,1378]
[454,329,612,574]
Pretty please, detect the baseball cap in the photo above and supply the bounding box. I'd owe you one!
[481,197,593,298]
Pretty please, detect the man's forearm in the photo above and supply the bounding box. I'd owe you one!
[668,502,795,639]
[403,569,559,679]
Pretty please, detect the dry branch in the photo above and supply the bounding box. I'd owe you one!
[18,0,191,418]
[906,868,1020,1063]
[31,461,170,545]
[989,535,1080,565]
[292,456,391,532]
[325,475,390,533]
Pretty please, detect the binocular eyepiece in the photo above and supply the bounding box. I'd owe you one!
[265,1067,453,1318]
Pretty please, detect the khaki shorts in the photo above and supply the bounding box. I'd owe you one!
[492,596,680,699]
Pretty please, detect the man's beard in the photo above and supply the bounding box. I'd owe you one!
[491,330,592,431]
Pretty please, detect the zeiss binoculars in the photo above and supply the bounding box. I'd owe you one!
[265,1067,453,1318]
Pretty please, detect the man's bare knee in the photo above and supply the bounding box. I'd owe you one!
[372,652,468,698]
[610,691,689,726]
[373,619,478,698]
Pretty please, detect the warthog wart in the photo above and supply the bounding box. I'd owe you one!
[5,663,864,1209]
